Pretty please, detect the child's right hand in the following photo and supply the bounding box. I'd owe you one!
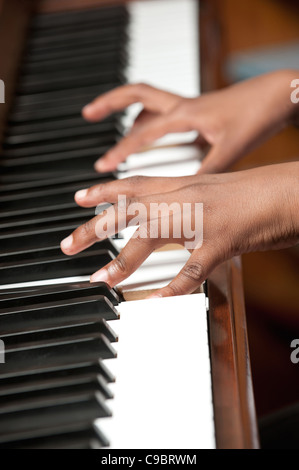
[82,70,298,174]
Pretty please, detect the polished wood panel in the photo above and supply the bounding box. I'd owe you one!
[208,258,259,448]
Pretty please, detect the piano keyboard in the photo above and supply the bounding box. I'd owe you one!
[0,0,215,449]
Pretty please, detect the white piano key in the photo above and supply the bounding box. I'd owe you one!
[117,249,191,292]
[118,144,202,177]
[99,294,215,449]
[127,0,200,96]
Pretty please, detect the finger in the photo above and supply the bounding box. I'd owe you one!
[90,225,157,286]
[60,214,101,256]
[131,109,159,131]
[95,112,192,172]
[74,178,140,207]
[74,175,196,208]
[198,131,248,175]
[147,247,219,298]
[61,196,151,255]
[82,83,181,122]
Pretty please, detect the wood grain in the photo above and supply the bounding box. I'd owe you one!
[208,258,259,448]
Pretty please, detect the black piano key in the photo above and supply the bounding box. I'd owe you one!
[0,168,114,195]
[0,176,112,214]
[2,321,118,350]
[0,336,116,378]
[0,295,119,335]
[0,375,113,410]
[6,114,119,137]
[0,201,83,220]
[0,247,114,285]
[26,23,126,49]
[18,68,125,96]
[0,226,119,256]
[0,243,113,266]
[1,424,108,449]
[0,147,113,179]
[21,48,127,78]
[0,362,115,395]
[0,296,118,336]
[0,160,112,178]
[0,389,111,420]
[17,57,125,93]
[22,47,127,77]
[25,32,127,62]
[2,131,119,158]
[0,366,112,399]
[0,281,122,307]
[0,169,110,193]
[3,321,117,350]
[0,207,96,231]
[30,5,127,31]
[0,393,111,442]
[0,226,83,254]
[11,87,113,114]
[9,85,121,122]
[4,119,120,146]
[11,85,112,110]
[24,39,125,66]
[0,173,108,199]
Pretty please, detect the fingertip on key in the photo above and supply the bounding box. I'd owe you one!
[82,104,93,116]
[90,269,110,283]
[94,160,108,172]
[61,234,73,253]
[75,189,88,201]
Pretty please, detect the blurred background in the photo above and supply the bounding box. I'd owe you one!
[200,0,299,419]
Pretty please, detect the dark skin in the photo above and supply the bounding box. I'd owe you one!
[61,70,299,298]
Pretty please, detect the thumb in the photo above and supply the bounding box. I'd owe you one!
[197,143,230,175]
[147,246,221,298]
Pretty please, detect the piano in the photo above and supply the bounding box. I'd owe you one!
[0,0,259,449]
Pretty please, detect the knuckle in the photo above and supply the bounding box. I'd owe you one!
[181,261,205,283]
[134,82,150,95]
[78,219,95,239]
[173,98,190,114]
[111,255,128,276]
[125,196,138,208]
[129,175,147,185]
[116,196,137,215]
[133,130,148,146]
[166,283,185,297]
[136,224,155,244]
[92,183,106,197]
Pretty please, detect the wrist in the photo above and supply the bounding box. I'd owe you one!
[281,161,299,237]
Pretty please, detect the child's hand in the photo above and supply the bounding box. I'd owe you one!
[82,70,298,174]
[61,163,299,297]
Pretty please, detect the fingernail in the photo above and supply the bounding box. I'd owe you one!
[94,160,107,172]
[61,235,73,251]
[75,189,88,200]
[90,269,109,283]
[82,104,92,114]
